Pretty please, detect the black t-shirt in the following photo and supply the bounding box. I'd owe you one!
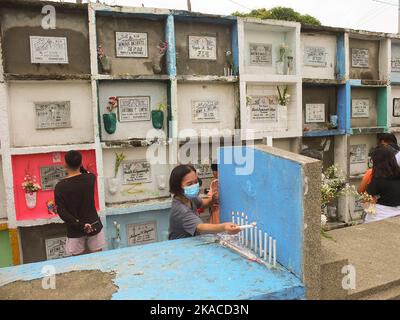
[367,176,400,207]
[54,173,102,238]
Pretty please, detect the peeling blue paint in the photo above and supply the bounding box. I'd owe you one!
[218,147,304,280]
[166,15,177,77]
[0,235,304,300]
[336,33,346,81]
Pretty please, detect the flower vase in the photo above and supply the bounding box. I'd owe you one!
[103,113,117,134]
[286,56,294,75]
[25,192,37,209]
[108,177,119,195]
[278,105,288,130]
[276,60,285,75]
[151,110,164,130]
[99,55,112,74]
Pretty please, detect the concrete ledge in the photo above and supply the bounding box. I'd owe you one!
[322,217,400,300]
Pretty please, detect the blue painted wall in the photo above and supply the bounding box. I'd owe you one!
[165,14,177,77]
[336,33,346,81]
[106,208,171,250]
[219,147,304,279]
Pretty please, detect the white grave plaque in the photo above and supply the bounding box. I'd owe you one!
[122,160,151,185]
[392,57,400,72]
[115,32,148,58]
[45,237,67,260]
[40,165,67,191]
[118,96,151,122]
[127,221,157,246]
[194,163,213,179]
[30,36,68,64]
[304,46,327,67]
[305,104,326,123]
[352,48,369,68]
[248,96,278,122]
[394,98,400,117]
[249,43,272,66]
[35,101,71,130]
[350,144,367,164]
[188,36,217,60]
[192,100,219,123]
[352,99,370,118]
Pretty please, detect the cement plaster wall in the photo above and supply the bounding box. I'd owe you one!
[350,87,378,128]
[349,38,379,80]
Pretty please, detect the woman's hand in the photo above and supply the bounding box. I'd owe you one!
[222,223,241,235]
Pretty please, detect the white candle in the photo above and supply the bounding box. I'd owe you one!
[237,215,241,242]
[268,236,273,265]
[259,229,262,257]
[231,211,235,224]
[273,240,277,267]
[254,225,257,253]
[245,216,249,247]
[241,213,244,245]
[250,227,253,250]
[224,67,227,77]
[264,233,268,261]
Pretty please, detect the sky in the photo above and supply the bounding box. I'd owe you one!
[66,0,400,33]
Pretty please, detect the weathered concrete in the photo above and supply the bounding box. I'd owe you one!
[302,136,335,171]
[175,21,232,76]
[19,223,67,264]
[322,217,400,300]
[96,15,166,76]
[350,87,378,128]
[303,86,338,131]
[0,7,90,76]
[0,270,118,300]
[349,38,380,80]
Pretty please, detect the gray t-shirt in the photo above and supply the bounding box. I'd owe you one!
[169,197,203,240]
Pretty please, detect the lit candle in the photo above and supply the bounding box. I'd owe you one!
[268,236,273,265]
[264,233,268,261]
[259,229,262,257]
[245,216,249,247]
[273,240,277,267]
[237,213,241,242]
[254,225,258,253]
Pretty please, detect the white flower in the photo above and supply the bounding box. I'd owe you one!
[321,214,327,227]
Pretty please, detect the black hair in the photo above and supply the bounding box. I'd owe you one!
[371,145,400,179]
[211,163,218,172]
[377,133,398,146]
[65,150,83,171]
[169,164,197,195]
[300,148,323,161]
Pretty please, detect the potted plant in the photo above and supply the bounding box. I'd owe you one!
[276,43,288,75]
[22,171,41,209]
[108,152,126,195]
[98,44,112,74]
[103,96,118,134]
[152,103,167,130]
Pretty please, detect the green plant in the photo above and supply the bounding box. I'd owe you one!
[114,152,126,178]
[157,103,167,112]
[232,7,321,26]
[277,86,290,106]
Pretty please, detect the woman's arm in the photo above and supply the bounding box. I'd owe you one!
[197,222,240,235]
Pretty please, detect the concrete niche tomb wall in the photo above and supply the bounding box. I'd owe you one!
[96,14,166,76]
[98,81,168,141]
[8,81,94,147]
[303,86,337,132]
[350,87,378,129]
[12,150,99,221]
[391,86,400,127]
[19,223,68,264]
[103,147,171,205]
[302,137,335,171]
[301,33,337,80]
[349,135,376,176]
[0,5,90,76]
[349,38,380,80]
[177,82,236,137]
[175,20,233,76]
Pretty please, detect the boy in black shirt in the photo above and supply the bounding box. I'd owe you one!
[55,151,105,256]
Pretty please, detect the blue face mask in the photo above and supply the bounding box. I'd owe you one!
[183,183,200,199]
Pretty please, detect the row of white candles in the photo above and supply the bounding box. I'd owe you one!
[223,67,234,77]
[232,211,277,268]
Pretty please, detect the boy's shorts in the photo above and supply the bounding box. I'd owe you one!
[66,229,106,256]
